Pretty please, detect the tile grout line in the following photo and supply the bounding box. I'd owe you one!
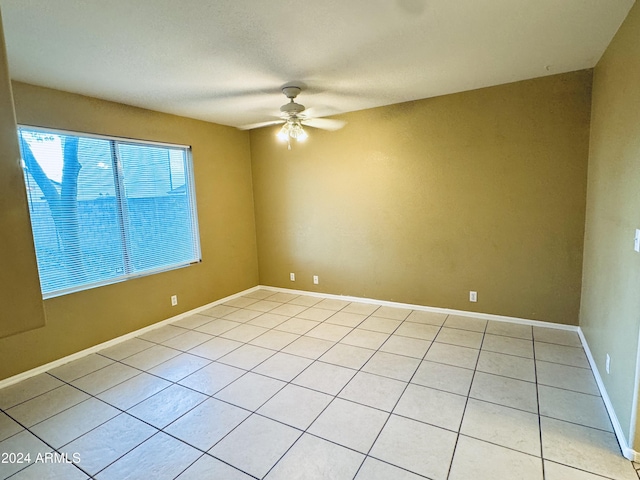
[533,328,547,480]
[203,297,369,478]
[444,317,488,480]
[2,394,124,480]
[0,401,89,479]
[4,351,260,478]
[351,312,447,479]
[258,305,413,479]
[347,310,420,479]
[255,300,373,478]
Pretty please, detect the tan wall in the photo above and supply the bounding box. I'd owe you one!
[251,71,592,324]
[580,1,640,449]
[0,11,46,338]
[0,82,259,380]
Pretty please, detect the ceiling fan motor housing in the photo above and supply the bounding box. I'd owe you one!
[280,101,305,115]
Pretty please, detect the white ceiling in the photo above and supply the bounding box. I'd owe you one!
[0,0,634,129]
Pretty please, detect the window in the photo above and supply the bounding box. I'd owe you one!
[18,126,201,298]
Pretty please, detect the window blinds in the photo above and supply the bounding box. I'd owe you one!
[18,127,201,298]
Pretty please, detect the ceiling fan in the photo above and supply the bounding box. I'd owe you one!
[239,84,346,149]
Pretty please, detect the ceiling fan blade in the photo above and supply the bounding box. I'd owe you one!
[237,120,284,130]
[302,117,346,131]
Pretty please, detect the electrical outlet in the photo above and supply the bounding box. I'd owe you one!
[313,275,319,285]
[171,295,178,306]
[469,291,477,302]
[606,354,611,374]
[290,272,295,281]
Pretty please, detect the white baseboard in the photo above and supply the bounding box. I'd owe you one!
[577,328,637,461]
[0,285,261,390]
[260,284,580,331]
[0,284,582,395]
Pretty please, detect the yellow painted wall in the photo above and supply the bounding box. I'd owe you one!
[251,71,592,324]
[0,11,46,338]
[580,1,640,449]
[0,82,259,380]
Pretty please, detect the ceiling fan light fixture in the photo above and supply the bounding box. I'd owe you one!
[276,118,307,144]
[288,120,307,141]
[277,123,290,142]
[297,128,308,142]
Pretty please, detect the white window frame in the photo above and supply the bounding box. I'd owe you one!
[18,125,202,299]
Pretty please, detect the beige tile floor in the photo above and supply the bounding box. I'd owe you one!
[0,288,637,480]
